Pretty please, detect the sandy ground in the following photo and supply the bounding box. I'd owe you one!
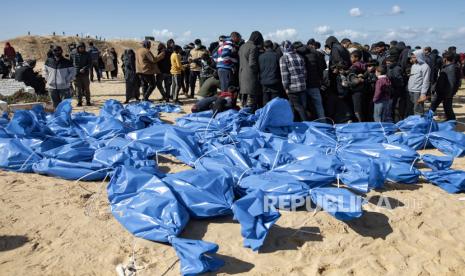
[1,72,465,276]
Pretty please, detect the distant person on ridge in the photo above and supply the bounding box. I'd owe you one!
[43,46,76,108]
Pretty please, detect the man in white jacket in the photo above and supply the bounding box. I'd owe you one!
[407,49,430,115]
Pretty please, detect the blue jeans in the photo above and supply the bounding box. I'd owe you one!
[373,99,392,122]
[305,87,325,119]
[217,68,232,91]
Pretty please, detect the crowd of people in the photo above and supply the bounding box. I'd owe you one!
[3,31,465,123]
[127,32,464,123]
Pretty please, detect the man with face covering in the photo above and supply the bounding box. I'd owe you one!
[238,31,264,111]
[43,46,76,108]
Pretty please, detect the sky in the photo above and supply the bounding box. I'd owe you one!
[2,0,465,52]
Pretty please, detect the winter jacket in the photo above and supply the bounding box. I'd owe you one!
[325,36,351,70]
[436,63,458,96]
[238,32,263,95]
[374,75,392,103]
[280,51,307,93]
[102,50,115,72]
[170,52,182,75]
[407,50,431,95]
[258,49,281,86]
[295,45,327,88]
[70,50,92,75]
[14,65,35,86]
[158,48,173,74]
[189,46,208,71]
[135,47,164,75]
[3,43,16,60]
[43,57,76,90]
[213,38,239,70]
[88,46,100,62]
[386,62,405,96]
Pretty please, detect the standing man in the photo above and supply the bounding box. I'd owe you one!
[238,31,263,111]
[135,40,166,102]
[88,42,101,82]
[156,43,172,99]
[70,42,92,106]
[43,46,76,108]
[430,52,460,121]
[259,40,283,105]
[407,49,431,115]
[213,32,241,92]
[188,39,208,98]
[280,40,308,121]
[295,39,327,120]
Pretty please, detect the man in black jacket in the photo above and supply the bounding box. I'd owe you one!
[295,40,327,119]
[259,40,283,105]
[70,42,92,106]
[386,55,406,122]
[324,36,352,123]
[430,52,459,121]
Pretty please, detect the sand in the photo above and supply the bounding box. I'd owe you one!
[1,73,465,276]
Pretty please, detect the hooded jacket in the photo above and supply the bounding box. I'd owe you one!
[3,42,16,60]
[70,43,92,75]
[238,31,263,95]
[407,49,431,95]
[295,43,327,88]
[325,36,351,70]
[43,56,76,90]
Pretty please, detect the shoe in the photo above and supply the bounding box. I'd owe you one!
[86,102,92,106]
[124,100,130,104]
[77,102,82,107]
[174,100,183,105]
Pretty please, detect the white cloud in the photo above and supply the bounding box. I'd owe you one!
[265,28,298,41]
[349,8,362,17]
[314,25,333,36]
[151,29,193,44]
[391,5,403,15]
[334,29,368,40]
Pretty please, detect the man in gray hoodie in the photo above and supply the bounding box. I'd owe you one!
[407,49,430,115]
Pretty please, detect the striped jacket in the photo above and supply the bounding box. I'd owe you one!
[213,38,238,70]
[43,57,76,90]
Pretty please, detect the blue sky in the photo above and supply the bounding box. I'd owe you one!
[2,0,465,51]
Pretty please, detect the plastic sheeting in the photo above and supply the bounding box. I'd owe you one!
[2,97,465,275]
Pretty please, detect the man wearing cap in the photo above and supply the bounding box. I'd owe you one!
[188,39,208,98]
[135,40,166,101]
[43,46,76,108]
[70,42,92,106]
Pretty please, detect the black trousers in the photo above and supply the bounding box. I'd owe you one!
[74,73,91,104]
[351,92,364,122]
[431,92,455,121]
[90,61,101,81]
[287,91,308,122]
[156,73,171,101]
[262,84,283,106]
[391,93,408,122]
[139,74,156,101]
[189,70,201,97]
